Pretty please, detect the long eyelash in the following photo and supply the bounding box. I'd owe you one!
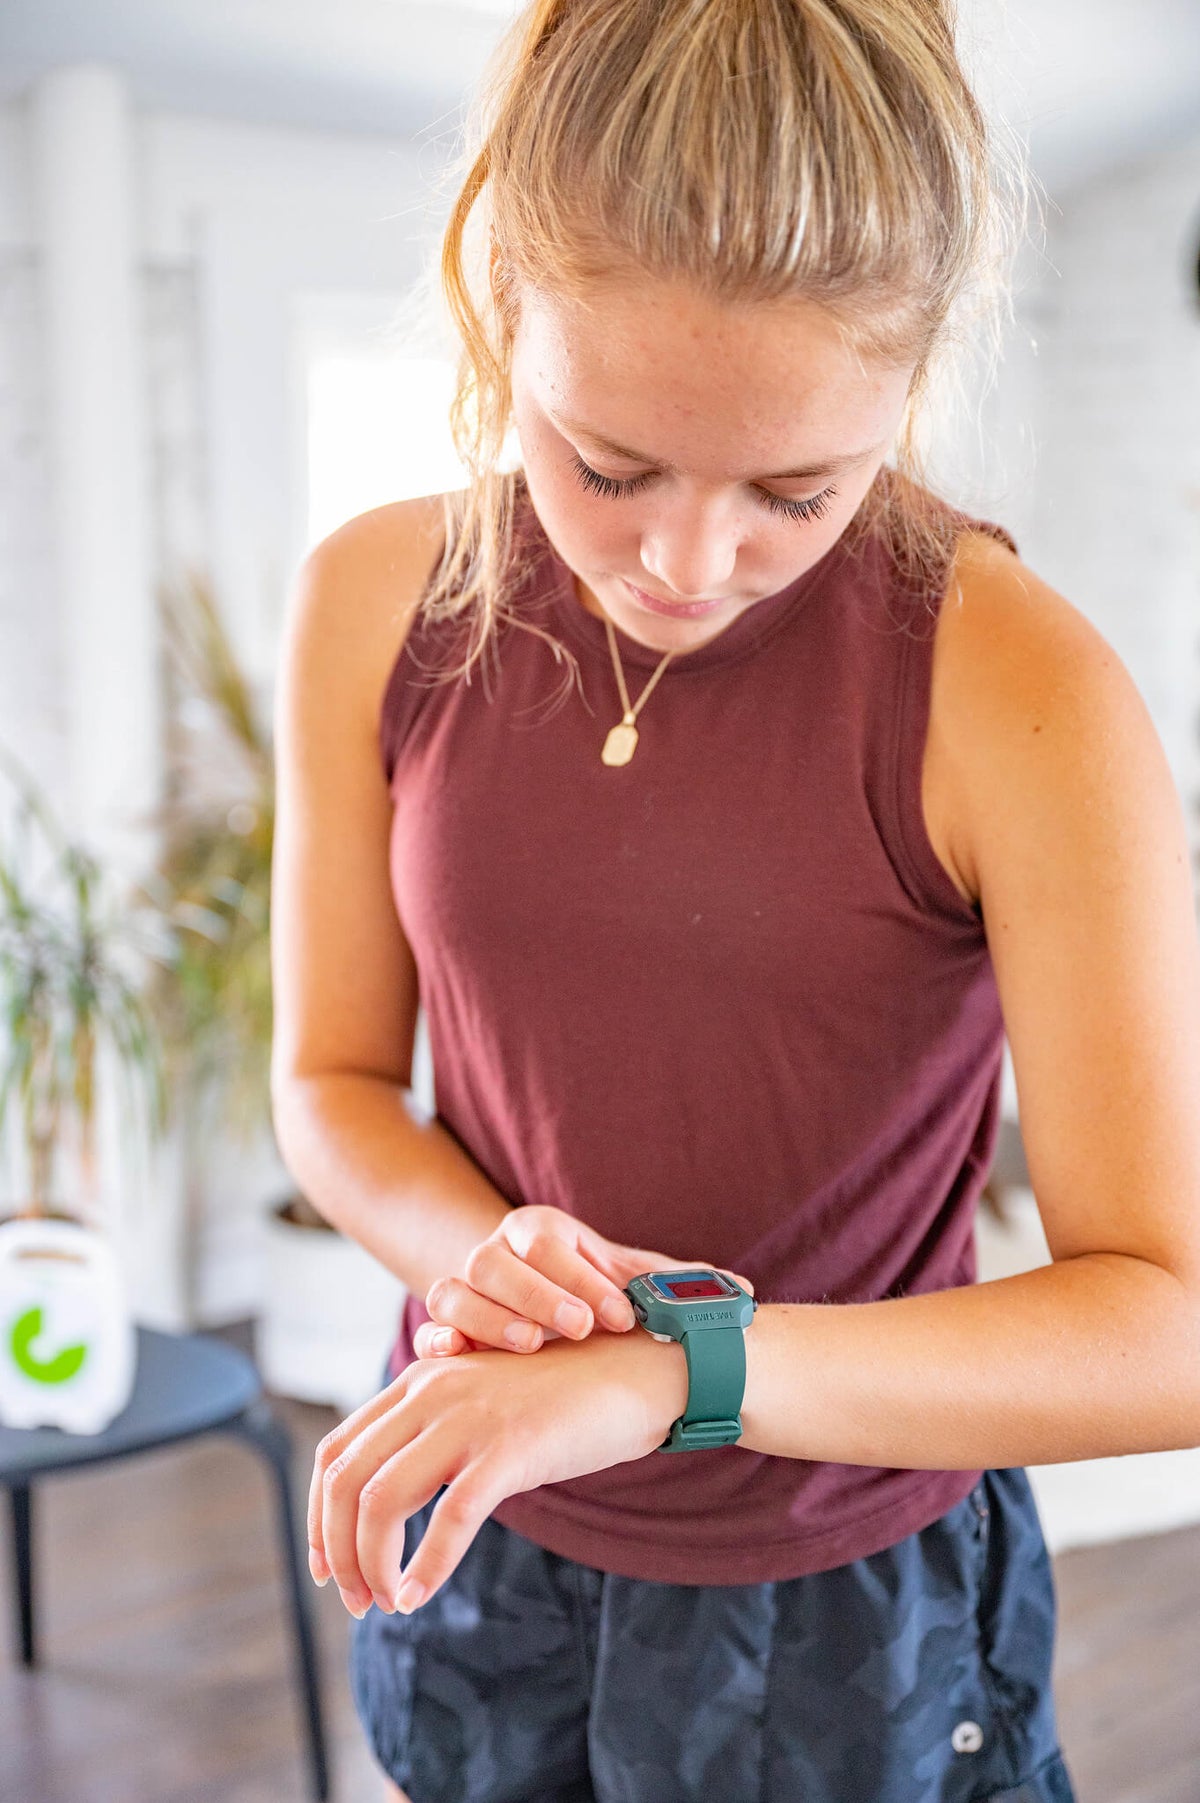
[570,456,653,500]
[759,485,837,524]
[568,454,836,524]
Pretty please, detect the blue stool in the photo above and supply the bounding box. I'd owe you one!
[0,1324,330,1800]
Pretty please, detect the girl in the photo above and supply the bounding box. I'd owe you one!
[273,3,1200,1799]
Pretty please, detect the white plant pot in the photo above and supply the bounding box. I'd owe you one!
[0,1216,136,1432]
[255,1198,408,1416]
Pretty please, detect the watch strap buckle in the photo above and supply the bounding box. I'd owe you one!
[658,1414,744,1452]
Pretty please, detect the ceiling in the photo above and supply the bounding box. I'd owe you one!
[0,0,1198,198]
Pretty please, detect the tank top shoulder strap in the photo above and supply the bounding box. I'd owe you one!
[882,492,1019,923]
[377,514,462,788]
[377,478,561,786]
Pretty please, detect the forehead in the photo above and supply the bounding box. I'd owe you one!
[514,278,912,470]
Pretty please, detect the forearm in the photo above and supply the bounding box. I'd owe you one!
[731,1254,1200,1468]
[271,1073,513,1297]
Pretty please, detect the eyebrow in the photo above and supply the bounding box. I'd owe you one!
[552,412,878,483]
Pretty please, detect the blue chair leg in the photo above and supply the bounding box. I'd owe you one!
[228,1399,330,1802]
[6,1482,36,1666]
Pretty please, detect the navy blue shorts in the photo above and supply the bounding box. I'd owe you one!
[350,1364,1076,1803]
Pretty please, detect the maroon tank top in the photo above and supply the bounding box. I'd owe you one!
[381,477,1013,1582]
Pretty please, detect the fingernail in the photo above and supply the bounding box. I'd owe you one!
[555,1300,589,1336]
[309,1553,330,1586]
[505,1322,542,1350]
[372,1590,394,1614]
[601,1297,634,1330]
[395,1578,426,1614]
[433,1329,457,1353]
[345,1593,371,1619]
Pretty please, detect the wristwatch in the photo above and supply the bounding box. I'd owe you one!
[622,1268,758,1452]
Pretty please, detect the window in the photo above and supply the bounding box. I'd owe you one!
[291,290,520,561]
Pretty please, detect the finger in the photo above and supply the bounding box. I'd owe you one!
[426,1271,549,1353]
[308,1448,331,1584]
[412,1322,469,1358]
[305,1437,333,1582]
[718,1267,756,1297]
[309,1391,391,1590]
[480,1229,634,1336]
[354,1440,445,1612]
[550,1225,649,1329]
[608,1244,695,1281]
[461,1240,594,1341]
[316,1391,412,1614]
[386,1466,502,1616]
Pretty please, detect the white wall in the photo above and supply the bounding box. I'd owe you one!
[138,108,434,683]
[0,83,442,1322]
[143,110,439,1317]
[0,88,442,780]
[0,101,66,818]
[1028,130,1200,814]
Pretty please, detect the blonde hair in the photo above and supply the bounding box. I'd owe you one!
[413,0,1028,684]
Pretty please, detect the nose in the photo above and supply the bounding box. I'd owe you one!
[639,496,740,602]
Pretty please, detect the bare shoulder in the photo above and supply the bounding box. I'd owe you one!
[270,491,449,1096]
[924,526,1146,911]
[295,490,448,729]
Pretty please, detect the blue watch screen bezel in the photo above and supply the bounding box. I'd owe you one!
[646,1269,741,1304]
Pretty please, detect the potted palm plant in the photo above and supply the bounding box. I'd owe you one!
[0,749,172,1430]
[140,570,406,1411]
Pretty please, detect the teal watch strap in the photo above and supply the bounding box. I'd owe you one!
[623,1270,757,1453]
[663,1326,746,1451]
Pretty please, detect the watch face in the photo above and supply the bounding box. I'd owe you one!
[647,1269,740,1303]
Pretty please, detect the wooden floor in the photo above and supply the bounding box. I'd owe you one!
[1,1320,1197,1802]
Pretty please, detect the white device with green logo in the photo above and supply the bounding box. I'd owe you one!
[0,1218,135,1433]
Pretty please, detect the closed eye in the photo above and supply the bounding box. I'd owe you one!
[568,453,838,525]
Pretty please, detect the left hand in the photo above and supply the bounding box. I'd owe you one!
[308,1322,684,1617]
[411,1203,754,1359]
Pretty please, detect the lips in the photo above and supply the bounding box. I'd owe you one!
[623,579,731,619]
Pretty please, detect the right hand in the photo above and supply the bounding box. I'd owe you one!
[412,1204,755,1359]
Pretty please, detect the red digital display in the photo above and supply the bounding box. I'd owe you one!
[665,1277,727,1299]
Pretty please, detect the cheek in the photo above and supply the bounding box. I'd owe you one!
[523,452,628,565]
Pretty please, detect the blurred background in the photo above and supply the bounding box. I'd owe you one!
[0,1,1198,1799]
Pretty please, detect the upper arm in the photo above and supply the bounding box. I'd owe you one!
[940,533,1200,1293]
[269,495,445,1100]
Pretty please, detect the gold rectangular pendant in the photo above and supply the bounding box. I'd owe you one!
[601,722,639,766]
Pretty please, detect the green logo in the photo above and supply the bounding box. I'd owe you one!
[9,1306,88,1385]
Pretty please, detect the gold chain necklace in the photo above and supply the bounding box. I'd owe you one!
[601,615,675,766]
